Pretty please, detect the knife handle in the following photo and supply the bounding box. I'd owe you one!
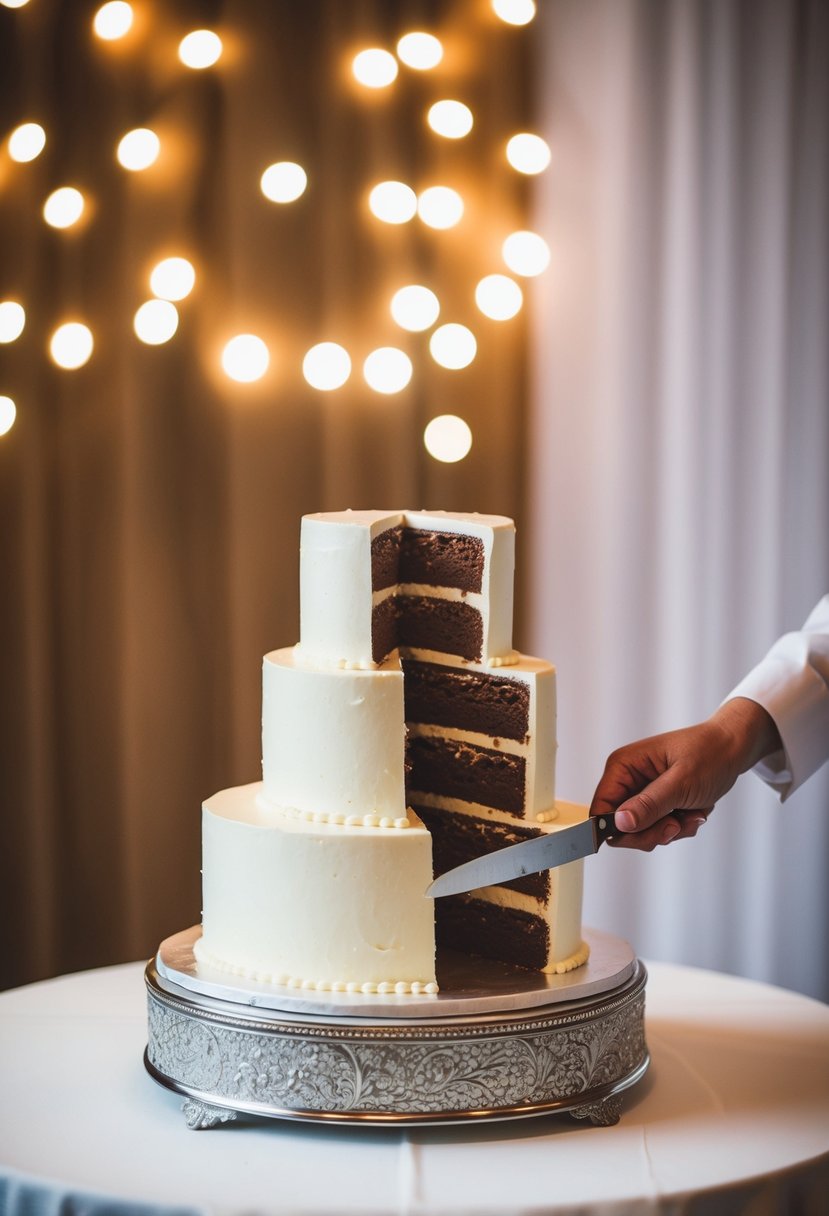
[593,812,620,847]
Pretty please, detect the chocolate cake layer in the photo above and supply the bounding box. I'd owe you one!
[403,660,529,741]
[371,595,399,664]
[371,526,403,592]
[399,528,484,592]
[414,805,549,899]
[436,895,550,971]
[407,735,526,814]
[397,596,483,661]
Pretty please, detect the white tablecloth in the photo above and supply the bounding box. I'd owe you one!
[0,958,827,1215]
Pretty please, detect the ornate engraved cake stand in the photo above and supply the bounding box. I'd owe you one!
[144,927,648,1129]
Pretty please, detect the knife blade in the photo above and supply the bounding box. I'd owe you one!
[426,813,619,899]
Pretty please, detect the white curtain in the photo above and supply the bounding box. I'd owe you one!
[528,0,829,1000]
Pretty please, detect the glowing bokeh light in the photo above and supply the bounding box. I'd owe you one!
[369,180,417,224]
[352,48,398,89]
[363,347,412,394]
[506,132,551,175]
[0,0,30,8]
[0,301,26,343]
[116,128,160,171]
[221,334,270,383]
[390,285,440,332]
[150,257,195,302]
[0,396,16,436]
[502,230,550,277]
[43,187,85,229]
[93,2,133,40]
[134,299,179,345]
[417,186,464,230]
[429,323,477,370]
[178,29,223,69]
[396,32,443,70]
[475,274,523,321]
[427,100,473,140]
[492,0,536,25]
[302,343,352,391]
[8,122,46,162]
[424,414,473,463]
[260,161,307,204]
[49,322,94,369]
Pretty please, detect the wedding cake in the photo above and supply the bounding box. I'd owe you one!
[194,510,589,995]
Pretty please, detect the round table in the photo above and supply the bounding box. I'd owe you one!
[0,959,827,1215]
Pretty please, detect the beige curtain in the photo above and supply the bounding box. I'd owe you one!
[0,0,535,989]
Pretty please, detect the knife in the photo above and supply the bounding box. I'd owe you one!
[426,813,619,899]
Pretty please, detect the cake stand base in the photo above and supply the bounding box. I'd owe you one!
[144,928,648,1128]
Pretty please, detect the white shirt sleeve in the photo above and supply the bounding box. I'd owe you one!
[725,595,829,800]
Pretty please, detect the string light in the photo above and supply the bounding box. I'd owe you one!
[417,186,464,230]
[506,133,550,175]
[424,414,473,463]
[475,274,523,320]
[178,30,223,69]
[492,0,536,25]
[8,122,46,162]
[0,396,16,437]
[134,300,179,345]
[352,48,398,89]
[363,347,412,394]
[221,334,270,383]
[302,343,351,391]
[149,257,195,302]
[49,323,94,369]
[502,230,550,277]
[396,32,443,70]
[0,301,26,343]
[92,2,133,41]
[427,101,474,140]
[369,181,417,224]
[260,162,307,204]
[429,323,477,370]
[116,128,160,171]
[390,285,440,332]
[43,187,85,229]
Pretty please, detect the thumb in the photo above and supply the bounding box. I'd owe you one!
[615,767,687,833]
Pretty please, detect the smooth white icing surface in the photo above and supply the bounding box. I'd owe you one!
[197,785,437,991]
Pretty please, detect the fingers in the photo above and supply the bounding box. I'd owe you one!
[609,809,712,851]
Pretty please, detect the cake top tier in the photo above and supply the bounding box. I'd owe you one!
[297,509,516,669]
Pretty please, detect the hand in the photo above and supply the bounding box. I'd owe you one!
[589,698,782,851]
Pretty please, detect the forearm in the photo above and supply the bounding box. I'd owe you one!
[711,697,782,774]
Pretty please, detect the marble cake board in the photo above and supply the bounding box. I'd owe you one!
[144,927,649,1128]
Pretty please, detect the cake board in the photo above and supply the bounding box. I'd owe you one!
[144,927,649,1128]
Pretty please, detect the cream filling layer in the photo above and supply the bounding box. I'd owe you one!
[407,790,559,827]
[406,721,528,757]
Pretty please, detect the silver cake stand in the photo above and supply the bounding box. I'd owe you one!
[144,926,648,1129]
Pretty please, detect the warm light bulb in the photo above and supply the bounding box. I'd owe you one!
[363,347,412,394]
[0,301,26,343]
[427,100,473,140]
[49,322,94,369]
[429,323,476,370]
[43,187,85,229]
[506,132,551,175]
[502,230,550,277]
[0,0,30,8]
[492,0,536,25]
[93,2,133,40]
[149,257,195,302]
[260,161,307,204]
[390,285,440,332]
[116,128,160,171]
[302,343,352,391]
[396,32,443,70]
[417,186,464,230]
[424,414,472,463]
[8,122,46,162]
[178,29,223,69]
[221,334,270,383]
[0,396,16,436]
[369,180,417,224]
[352,48,398,89]
[134,299,179,345]
[475,274,523,321]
